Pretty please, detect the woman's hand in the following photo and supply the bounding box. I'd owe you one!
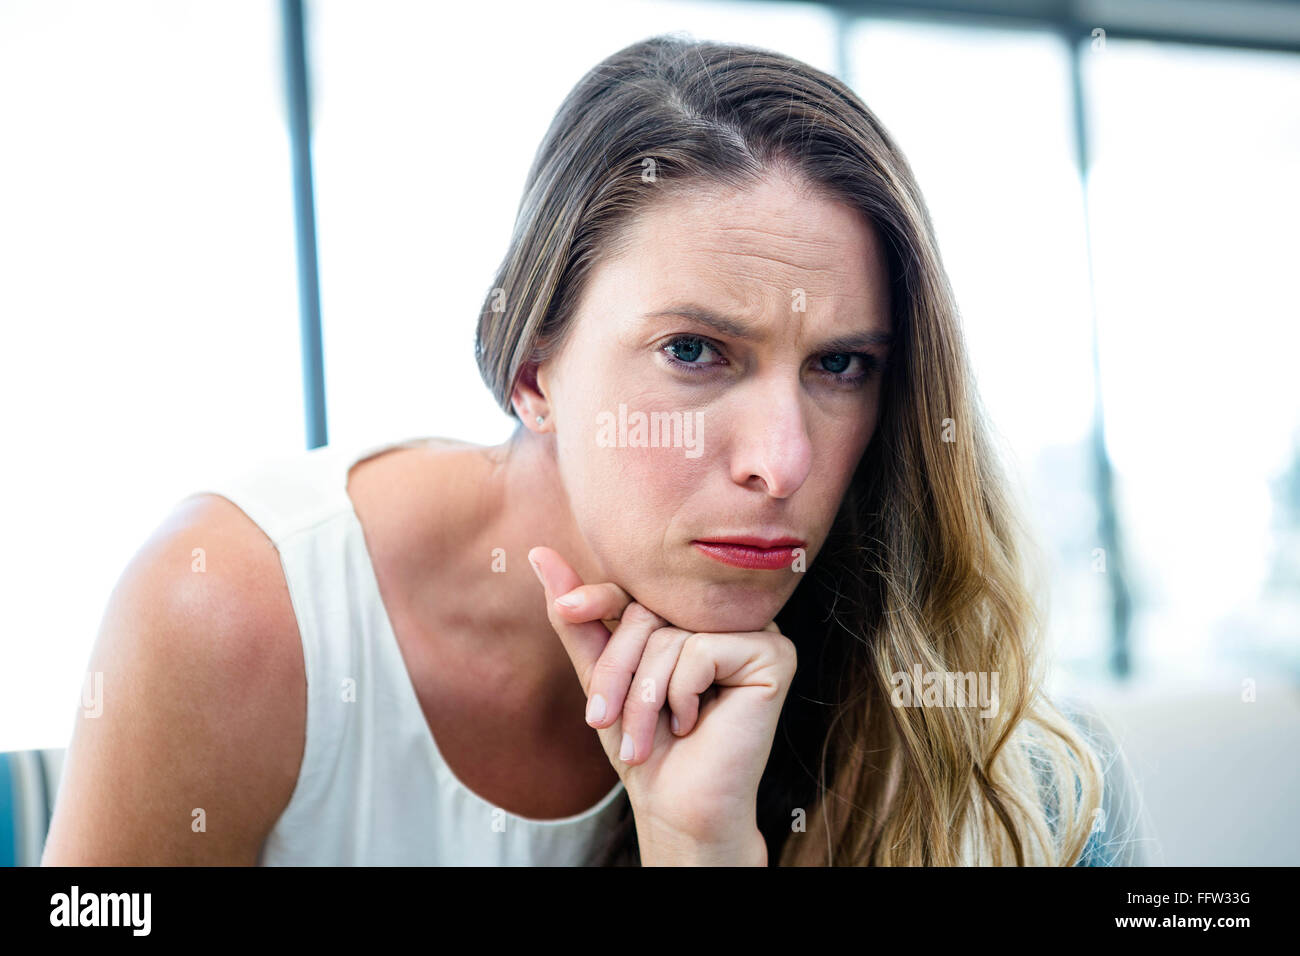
[528,546,796,863]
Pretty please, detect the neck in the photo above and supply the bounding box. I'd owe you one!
[427,422,607,706]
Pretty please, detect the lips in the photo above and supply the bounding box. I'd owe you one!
[691,535,805,570]
[695,534,806,549]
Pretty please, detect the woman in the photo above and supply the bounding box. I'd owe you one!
[42,35,1154,866]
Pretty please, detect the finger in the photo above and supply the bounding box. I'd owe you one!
[552,581,635,624]
[585,602,667,734]
[528,546,611,695]
[619,625,691,765]
[667,631,795,736]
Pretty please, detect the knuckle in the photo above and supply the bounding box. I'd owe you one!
[681,634,702,659]
[777,634,797,669]
[622,602,663,628]
[590,654,624,684]
[627,674,662,710]
[643,626,678,656]
[681,630,708,659]
[601,582,630,606]
[604,580,633,603]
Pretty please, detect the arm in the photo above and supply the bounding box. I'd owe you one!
[637,817,768,866]
[41,495,305,866]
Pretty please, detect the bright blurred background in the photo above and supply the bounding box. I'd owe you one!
[1,0,1297,864]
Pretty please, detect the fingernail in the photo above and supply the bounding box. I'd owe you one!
[586,693,606,723]
[620,732,634,762]
[528,556,543,585]
[555,592,579,608]
[671,713,680,734]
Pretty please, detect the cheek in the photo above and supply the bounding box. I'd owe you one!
[836,416,876,478]
[555,366,707,556]
[827,441,871,516]
[827,393,881,473]
[576,442,706,558]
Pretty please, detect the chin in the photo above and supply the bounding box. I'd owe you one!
[644,580,785,635]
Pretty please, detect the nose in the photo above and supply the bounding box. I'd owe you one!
[730,385,814,498]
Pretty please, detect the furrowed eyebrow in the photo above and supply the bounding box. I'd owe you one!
[642,304,892,352]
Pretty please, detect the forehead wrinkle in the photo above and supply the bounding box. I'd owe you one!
[702,221,852,252]
[696,223,880,280]
[712,218,862,248]
[711,221,847,246]
[684,245,852,285]
[639,199,871,269]
[645,247,883,322]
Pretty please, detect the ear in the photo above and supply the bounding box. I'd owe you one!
[510,360,550,431]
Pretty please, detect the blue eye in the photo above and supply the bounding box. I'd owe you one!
[817,352,879,384]
[661,335,879,386]
[662,335,722,369]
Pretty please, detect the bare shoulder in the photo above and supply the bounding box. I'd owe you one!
[347,436,492,563]
[41,493,305,865]
[349,436,488,494]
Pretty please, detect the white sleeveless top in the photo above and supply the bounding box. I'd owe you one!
[186,434,630,865]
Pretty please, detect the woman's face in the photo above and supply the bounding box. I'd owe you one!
[536,168,892,634]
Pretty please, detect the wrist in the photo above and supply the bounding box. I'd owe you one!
[636,818,767,866]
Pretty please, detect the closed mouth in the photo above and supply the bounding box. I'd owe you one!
[690,539,804,570]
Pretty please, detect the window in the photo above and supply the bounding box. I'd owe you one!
[0,0,302,752]
[845,20,1111,681]
[1083,38,1300,683]
[307,0,840,447]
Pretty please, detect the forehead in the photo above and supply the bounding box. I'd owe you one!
[602,171,890,319]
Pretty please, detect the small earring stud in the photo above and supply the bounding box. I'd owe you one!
[535,415,545,425]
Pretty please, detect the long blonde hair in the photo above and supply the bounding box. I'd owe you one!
[475,34,1103,865]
